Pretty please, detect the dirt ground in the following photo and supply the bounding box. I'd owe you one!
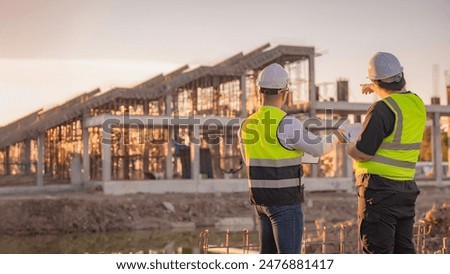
[0,184,448,237]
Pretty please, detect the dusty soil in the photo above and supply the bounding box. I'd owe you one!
[0,185,448,236]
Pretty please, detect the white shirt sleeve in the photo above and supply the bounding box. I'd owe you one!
[277,116,337,157]
[237,126,248,166]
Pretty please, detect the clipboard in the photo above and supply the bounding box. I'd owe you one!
[302,153,320,164]
[336,123,362,143]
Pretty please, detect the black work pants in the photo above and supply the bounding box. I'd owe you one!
[356,174,420,254]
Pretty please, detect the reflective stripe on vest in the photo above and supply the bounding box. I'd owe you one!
[249,158,302,167]
[379,143,421,150]
[355,93,426,181]
[250,178,301,188]
[240,106,304,205]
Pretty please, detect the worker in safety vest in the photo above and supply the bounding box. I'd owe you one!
[344,52,426,253]
[240,63,339,254]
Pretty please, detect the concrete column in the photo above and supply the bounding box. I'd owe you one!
[345,151,354,179]
[448,116,450,177]
[240,74,247,118]
[165,128,174,179]
[166,94,173,115]
[191,124,200,181]
[82,126,90,183]
[165,94,174,179]
[24,138,31,174]
[1,149,8,175]
[447,85,450,177]
[335,144,352,177]
[143,102,150,176]
[432,112,443,184]
[4,148,10,175]
[36,133,44,187]
[70,154,82,185]
[212,76,221,116]
[308,55,318,178]
[102,132,112,182]
[311,160,319,178]
[192,88,198,115]
[308,55,316,118]
[143,139,150,175]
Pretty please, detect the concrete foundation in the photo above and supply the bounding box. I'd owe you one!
[102,177,355,195]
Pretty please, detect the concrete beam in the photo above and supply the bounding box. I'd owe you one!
[315,101,371,114]
[84,114,244,128]
[315,101,450,116]
[426,104,450,115]
[0,184,83,196]
[101,177,355,195]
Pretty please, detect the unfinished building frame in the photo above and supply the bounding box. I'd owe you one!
[0,43,449,190]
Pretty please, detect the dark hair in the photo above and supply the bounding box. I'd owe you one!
[259,88,281,95]
[375,74,406,91]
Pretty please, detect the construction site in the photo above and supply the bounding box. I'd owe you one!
[0,43,449,192]
[0,43,449,253]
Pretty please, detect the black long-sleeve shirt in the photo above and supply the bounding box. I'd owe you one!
[356,99,396,156]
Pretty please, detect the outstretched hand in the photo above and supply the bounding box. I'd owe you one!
[360,83,375,95]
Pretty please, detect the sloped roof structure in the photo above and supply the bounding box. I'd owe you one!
[0,43,315,148]
[2,43,449,185]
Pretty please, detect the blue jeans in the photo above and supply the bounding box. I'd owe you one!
[254,203,303,254]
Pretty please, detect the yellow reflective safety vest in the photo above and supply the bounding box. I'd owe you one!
[240,106,304,205]
[355,93,426,180]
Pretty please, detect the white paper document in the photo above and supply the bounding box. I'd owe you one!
[337,123,362,143]
[302,153,320,164]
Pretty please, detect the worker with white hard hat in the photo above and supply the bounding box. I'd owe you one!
[361,52,406,94]
[344,52,426,253]
[240,63,339,254]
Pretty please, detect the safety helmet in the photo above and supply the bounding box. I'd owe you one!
[368,52,403,81]
[257,63,289,89]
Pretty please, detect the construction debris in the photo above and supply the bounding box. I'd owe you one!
[423,203,450,236]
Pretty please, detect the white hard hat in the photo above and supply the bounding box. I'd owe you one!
[257,63,289,89]
[368,52,403,80]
